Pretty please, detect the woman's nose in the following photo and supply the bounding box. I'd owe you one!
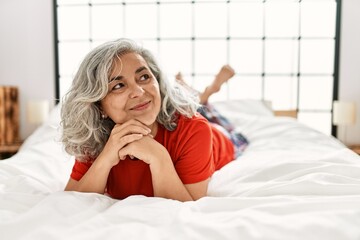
[129,84,145,98]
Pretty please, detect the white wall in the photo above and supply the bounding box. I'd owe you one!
[338,0,360,145]
[0,0,55,139]
[0,0,359,144]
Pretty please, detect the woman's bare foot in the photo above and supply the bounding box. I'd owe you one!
[199,65,235,104]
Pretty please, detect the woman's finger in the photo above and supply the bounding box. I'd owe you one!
[117,133,143,159]
[112,122,151,137]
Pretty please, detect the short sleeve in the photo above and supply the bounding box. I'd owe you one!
[70,159,92,181]
[174,118,215,184]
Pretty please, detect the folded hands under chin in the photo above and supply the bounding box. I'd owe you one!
[107,118,165,166]
[118,134,166,165]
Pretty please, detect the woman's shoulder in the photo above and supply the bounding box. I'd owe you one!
[178,112,207,123]
[177,113,211,132]
[157,113,211,141]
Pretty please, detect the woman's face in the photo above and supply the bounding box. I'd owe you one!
[100,52,161,128]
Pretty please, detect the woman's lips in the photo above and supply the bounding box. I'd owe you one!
[130,101,151,111]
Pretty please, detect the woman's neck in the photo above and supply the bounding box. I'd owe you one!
[149,121,158,137]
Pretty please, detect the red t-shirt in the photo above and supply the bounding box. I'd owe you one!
[70,114,234,199]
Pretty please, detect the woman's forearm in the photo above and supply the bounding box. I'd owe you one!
[65,157,113,194]
[149,152,194,202]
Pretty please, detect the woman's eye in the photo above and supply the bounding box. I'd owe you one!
[139,74,150,81]
[112,83,125,90]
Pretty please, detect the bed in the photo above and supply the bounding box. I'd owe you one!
[1,100,360,240]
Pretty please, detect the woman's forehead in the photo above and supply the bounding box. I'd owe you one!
[108,53,149,80]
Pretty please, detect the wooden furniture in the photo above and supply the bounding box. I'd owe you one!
[0,86,20,159]
[348,145,360,155]
[0,142,22,159]
[274,110,298,119]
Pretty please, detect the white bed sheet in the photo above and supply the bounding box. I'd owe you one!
[1,101,360,240]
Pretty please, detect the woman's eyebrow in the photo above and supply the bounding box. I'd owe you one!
[135,66,147,74]
[109,76,122,83]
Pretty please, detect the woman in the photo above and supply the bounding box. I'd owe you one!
[61,38,247,201]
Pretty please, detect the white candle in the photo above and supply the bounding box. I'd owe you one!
[27,100,50,124]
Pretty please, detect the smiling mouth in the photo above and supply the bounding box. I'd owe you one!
[130,101,151,111]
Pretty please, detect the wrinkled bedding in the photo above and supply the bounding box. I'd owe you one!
[1,100,360,240]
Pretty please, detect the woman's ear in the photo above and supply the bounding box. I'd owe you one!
[96,102,107,119]
[99,108,108,119]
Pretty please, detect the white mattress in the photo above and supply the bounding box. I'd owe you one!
[1,100,360,240]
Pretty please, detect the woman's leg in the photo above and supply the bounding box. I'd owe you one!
[175,65,235,104]
[197,103,249,159]
[199,65,235,104]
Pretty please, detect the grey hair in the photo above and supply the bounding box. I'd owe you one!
[61,38,200,161]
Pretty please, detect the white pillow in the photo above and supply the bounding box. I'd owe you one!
[210,99,274,117]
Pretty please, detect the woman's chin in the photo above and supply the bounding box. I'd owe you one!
[133,116,157,127]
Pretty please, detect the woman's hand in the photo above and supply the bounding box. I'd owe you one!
[98,119,152,167]
[117,133,166,165]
